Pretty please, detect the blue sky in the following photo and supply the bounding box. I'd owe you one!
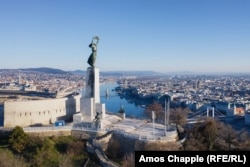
[0,0,249,73]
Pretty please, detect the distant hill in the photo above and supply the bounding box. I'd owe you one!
[0,68,162,76]
[69,70,86,75]
[1,68,249,76]
[18,67,69,74]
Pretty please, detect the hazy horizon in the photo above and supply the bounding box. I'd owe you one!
[2,67,250,75]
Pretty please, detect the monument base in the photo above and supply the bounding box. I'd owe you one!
[80,97,95,121]
[85,67,100,103]
[73,113,83,123]
[74,66,106,124]
[96,103,106,118]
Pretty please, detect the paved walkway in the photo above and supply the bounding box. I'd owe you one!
[102,114,177,141]
[23,113,177,142]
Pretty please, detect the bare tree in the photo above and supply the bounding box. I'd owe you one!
[144,102,163,122]
[183,117,250,151]
[218,123,237,150]
[183,124,207,151]
[170,107,188,126]
[200,118,218,150]
[236,129,250,150]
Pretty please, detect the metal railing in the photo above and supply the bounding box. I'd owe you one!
[23,124,177,142]
[23,126,72,132]
[72,125,107,132]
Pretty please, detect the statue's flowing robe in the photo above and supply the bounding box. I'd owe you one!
[87,43,97,67]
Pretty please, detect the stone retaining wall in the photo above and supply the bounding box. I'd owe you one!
[3,95,80,127]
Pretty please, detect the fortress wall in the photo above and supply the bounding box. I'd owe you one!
[109,132,139,154]
[107,132,179,155]
[3,95,81,127]
[92,132,112,151]
[71,130,106,139]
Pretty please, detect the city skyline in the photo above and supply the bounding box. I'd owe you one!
[0,0,249,73]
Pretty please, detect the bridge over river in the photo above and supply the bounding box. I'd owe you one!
[186,106,242,124]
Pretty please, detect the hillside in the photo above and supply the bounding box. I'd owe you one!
[19,67,69,74]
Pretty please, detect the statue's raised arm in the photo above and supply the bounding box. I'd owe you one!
[87,36,99,67]
[92,36,99,45]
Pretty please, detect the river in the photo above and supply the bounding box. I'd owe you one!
[99,83,146,119]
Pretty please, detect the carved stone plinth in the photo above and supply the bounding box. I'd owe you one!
[80,97,94,121]
[78,67,106,123]
[85,67,100,103]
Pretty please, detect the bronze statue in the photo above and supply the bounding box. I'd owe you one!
[87,36,99,67]
[93,111,101,122]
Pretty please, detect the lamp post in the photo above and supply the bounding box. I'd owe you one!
[159,95,170,136]
[164,98,166,136]
[166,98,170,132]
[152,111,155,141]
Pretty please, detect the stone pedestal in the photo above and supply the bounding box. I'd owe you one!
[80,97,95,121]
[73,113,83,123]
[78,67,106,123]
[85,67,100,103]
[96,103,106,118]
